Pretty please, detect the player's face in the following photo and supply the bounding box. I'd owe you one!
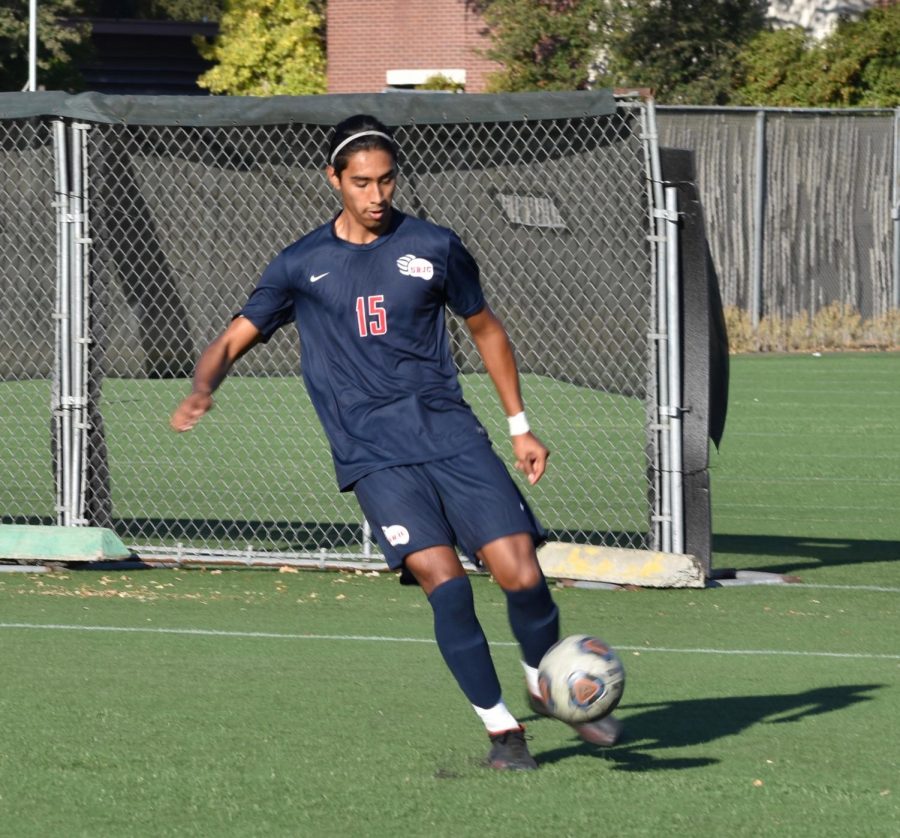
[328,148,397,242]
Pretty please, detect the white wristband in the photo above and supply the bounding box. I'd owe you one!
[507,411,530,436]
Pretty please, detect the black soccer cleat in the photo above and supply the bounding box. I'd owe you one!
[527,691,624,747]
[486,726,538,771]
[397,565,420,586]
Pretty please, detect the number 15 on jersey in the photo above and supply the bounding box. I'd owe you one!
[356,295,387,337]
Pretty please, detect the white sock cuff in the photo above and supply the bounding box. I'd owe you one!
[472,700,520,733]
[521,661,540,697]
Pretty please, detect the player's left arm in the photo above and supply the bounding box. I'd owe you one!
[465,305,549,485]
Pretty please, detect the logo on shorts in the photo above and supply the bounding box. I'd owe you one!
[382,525,410,546]
[396,254,434,281]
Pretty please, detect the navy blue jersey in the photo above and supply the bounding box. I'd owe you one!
[239,210,490,489]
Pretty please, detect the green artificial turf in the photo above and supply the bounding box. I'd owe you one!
[1,352,898,836]
[0,570,897,837]
[711,352,900,584]
[0,378,54,521]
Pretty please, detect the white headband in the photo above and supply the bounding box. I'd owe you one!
[329,130,394,166]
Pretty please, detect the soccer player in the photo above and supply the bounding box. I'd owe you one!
[170,114,622,770]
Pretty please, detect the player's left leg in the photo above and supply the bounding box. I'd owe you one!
[428,448,561,705]
[431,447,624,747]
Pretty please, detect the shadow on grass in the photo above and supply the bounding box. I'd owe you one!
[1,515,651,555]
[532,683,882,771]
[713,533,900,575]
[58,517,649,554]
[112,517,364,552]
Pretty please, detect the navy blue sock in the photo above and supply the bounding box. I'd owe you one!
[427,575,502,709]
[505,577,560,668]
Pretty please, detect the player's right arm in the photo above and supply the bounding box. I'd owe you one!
[169,315,262,432]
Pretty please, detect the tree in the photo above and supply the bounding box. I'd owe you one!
[417,73,465,93]
[475,0,768,102]
[195,0,325,95]
[0,0,91,91]
[129,1,222,19]
[82,1,223,19]
[732,4,900,107]
[596,0,768,104]
[473,0,606,92]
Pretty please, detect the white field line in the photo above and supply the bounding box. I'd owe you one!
[791,583,900,593]
[1,622,898,661]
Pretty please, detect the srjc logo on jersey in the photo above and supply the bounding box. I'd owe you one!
[382,524,410,546]
[396,254,434,281]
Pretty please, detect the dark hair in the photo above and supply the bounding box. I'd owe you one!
[327,114,398,175]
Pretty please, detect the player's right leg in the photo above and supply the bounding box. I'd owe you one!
[352,465,537,770]
[404,546,537,771]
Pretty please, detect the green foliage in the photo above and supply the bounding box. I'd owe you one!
[0,0,91,91]
[416,73,464,93]
[474,0,606,92]
[83,0,223,19]
[472,0,895,105]
[476,0,769,101]
[729,27,811,106]
[733,4,900,107]
[134,0,223,20]
[195,0,325,95]
[596,0,768,104]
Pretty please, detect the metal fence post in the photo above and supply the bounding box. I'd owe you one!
[664,186,684,555]
[26,0,37,92]
[643,98,670,553]
[70,122,91,526]
[892,107,900,310]
[52,118,72,526]
[50,119,91,528]
[751,109,766,328]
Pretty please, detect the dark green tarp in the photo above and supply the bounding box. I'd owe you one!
[0,89,617,126]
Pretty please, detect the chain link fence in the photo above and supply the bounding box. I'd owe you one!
[0,117,57,527]
[1,92,672,566]
[658,107,898,320]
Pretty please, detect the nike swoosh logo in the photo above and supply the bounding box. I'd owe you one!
[310,272,329,283]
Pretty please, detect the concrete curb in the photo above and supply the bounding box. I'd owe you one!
[538,542,705,588]
[0,525,133,563]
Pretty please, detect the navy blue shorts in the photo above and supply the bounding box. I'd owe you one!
[352,445,545,569]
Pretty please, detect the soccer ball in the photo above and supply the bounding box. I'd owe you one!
[537,634,625,724]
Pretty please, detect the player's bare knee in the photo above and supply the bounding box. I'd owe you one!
[404,546,465,596]
[478,533,542,591]
[502,560,543,592]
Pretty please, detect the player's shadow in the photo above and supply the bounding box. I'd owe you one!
[531,683,882,771]
[712,533,899,576]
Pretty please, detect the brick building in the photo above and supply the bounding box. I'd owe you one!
[327,0,500,94]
